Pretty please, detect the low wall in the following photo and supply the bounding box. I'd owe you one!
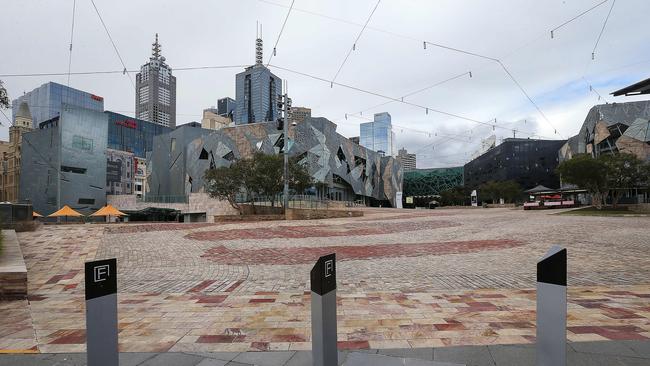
[629,203,650,212]
[0,230,28,298]
[108,193,239,217]
[485,203,517,208]
[286,208,363,220]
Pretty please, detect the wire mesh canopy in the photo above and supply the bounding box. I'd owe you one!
[48,205,84,217]
[90,204,126,217]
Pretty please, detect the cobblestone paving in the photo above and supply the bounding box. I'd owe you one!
[1,208,649,353]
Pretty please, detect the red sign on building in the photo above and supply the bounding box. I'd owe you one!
[115,119,137,129]
[90,94,104,102]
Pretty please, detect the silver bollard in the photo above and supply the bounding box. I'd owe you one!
[536,246,567,366]
[311,253,337,366]
[85,258,119,366]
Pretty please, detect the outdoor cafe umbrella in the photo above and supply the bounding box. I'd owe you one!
[32,211,43,218]
[90,204,126,222]
[48,205,84,223]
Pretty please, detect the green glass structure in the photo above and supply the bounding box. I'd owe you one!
[403,167,464,197]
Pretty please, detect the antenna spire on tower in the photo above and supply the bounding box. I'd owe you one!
[152,33,161,60]
[255,23,263,65]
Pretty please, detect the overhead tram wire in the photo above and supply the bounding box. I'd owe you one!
[266,0,295,67]
[66,0,76,87]
[0,65,249,78]
[330,0,381,84]
[90,0,135,89]
[550,0,609,39]
[591,0,616,60]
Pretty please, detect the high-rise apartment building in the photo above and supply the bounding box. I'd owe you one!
[136,34,177,128]
[397,148,416,171]
[234,28,282,124]
[11,82,104,128]
[359,112,396,157]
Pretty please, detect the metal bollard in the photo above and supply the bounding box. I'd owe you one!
[310,253,337,366]
[536,246,567,366]
[85,258,119,366]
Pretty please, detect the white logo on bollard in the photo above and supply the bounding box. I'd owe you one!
[325,260,333,277]
[94,265,110,282]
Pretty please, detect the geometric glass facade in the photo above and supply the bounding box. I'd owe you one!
[360,112,396,157]
[403,167,464,197]
[12,82,104,128]
[19,105,108,215]
[106,111,172,158]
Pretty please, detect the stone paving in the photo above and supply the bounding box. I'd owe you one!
[0,207,649,354]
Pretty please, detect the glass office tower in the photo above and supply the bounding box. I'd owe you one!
[12,82,104,128]
[106,111,173,158]
[359,112,396,157]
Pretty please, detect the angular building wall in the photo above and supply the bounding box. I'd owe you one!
[20,106,108,215]
[148,117,403,206]
[464,138,566,191]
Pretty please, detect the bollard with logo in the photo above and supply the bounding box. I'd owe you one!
[536,246,566,366]
[85,258,118,366]
[310,253,337,366]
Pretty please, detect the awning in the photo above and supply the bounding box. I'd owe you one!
[90,204,127,217]
[525,185,553,194]
[32,211,43,218]
[48,205,84,217]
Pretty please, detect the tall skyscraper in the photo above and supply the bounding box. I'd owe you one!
[136,34,177,128]
[11,82,104,128]
[234,26,282,124]
[397,148,416,171]
[359,112,396,157]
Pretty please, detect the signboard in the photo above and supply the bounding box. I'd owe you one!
[310,254,337,366]
[395,191,403,209]
[115,119,137,129]
[85,258,118,366]
[471,190,478,207]
[406,196,413,204]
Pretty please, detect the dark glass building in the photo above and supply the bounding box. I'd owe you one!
[106,111,172,158]
[464,138,566,191]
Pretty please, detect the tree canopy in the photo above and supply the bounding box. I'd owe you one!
[479,180,522,204]
[204,152,313,213]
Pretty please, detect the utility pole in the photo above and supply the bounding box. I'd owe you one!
[278,81,292,217]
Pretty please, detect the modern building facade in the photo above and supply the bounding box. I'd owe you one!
[397,147,416,171]
[289,107,311,125]
[559,101,650,162]
[217,97,236,119]
[11,82,104,128]
[360,112,396,157]
[20,105,108,215]
[234,35,282,124]
[106,111,172,158]
[136,34,177,128]
[464,138,566,191]
[1,102,33,202]
[201,108,231,130]
[148,117,403,207]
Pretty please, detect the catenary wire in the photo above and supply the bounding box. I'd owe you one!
[67,0,76,87]
[266,0,295,67]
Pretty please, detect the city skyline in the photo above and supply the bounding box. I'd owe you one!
[2,0,650,168]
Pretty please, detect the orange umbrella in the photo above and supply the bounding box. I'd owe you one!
[32,211,43,218]
[90,204,126,223]
[48,205,84,217]
[48,205,84,223]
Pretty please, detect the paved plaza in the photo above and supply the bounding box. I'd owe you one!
[1,208,649,355]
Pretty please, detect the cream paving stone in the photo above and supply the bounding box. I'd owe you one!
[0,208,649,352]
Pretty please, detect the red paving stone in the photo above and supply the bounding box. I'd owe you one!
[202,239,523,265]
[187,220,458,241]
[105,223,216,234]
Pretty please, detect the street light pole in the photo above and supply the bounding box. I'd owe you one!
[283,93,289,216]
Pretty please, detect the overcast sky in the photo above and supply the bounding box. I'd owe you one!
[1,0,649,168]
